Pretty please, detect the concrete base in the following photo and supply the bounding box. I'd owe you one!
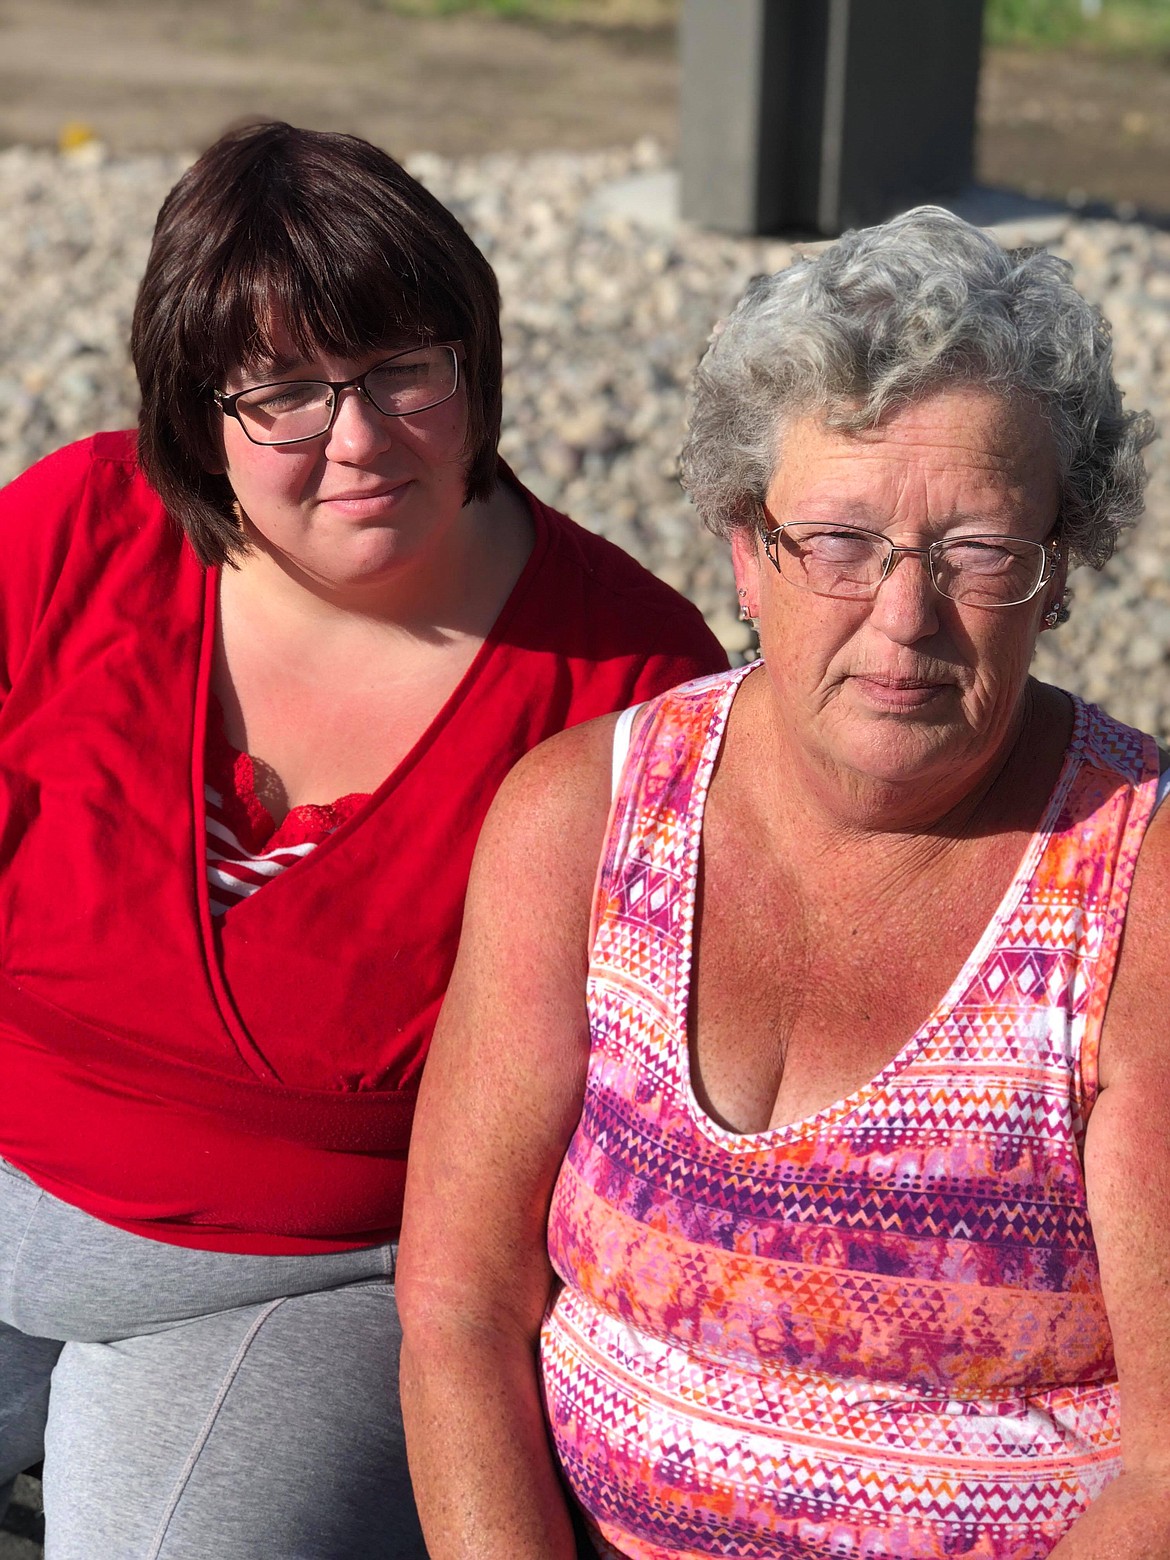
[585,169,1077,249]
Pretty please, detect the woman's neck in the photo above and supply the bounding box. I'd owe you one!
[729,670,1071,857]
[210,479,536,810]
[224,480,533,645]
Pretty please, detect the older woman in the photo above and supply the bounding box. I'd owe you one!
[0,122,725,1558]
[398,207,1170,1558]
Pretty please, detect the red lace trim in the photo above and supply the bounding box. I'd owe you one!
[205,700,371,853]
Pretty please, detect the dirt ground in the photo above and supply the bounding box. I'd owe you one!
[0,0,678,162]
[1,0,1169,218]
[0,7,1167,1557]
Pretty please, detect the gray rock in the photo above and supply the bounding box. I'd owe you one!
[2,142,1170,723]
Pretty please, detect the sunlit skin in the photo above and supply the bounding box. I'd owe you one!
[216,335,486,614]
[731,386,1066,830]
[210,331,533,812]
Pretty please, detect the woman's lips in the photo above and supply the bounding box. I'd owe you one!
[850,675,953,710]
[320,480,412,515]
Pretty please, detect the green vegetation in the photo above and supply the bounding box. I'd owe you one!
[381,0,1170,55]
[985,0,1170,52]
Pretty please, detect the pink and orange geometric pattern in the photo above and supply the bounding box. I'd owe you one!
[541,664,1158,1559]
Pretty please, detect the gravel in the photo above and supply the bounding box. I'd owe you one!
[2,138,1170,1559]
[1,138,1169,736]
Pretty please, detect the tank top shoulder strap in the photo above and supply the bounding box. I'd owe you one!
[589,665,752,969]
[610,702,642,800]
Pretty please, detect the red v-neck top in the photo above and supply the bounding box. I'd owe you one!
[0,432,727,1252]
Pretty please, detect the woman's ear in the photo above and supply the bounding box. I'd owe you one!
[1041,543,1070,628]
[731,525,763,620]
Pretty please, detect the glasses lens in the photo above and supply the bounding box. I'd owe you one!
[774,524,887,599]
[235,382,334,445]
[931,537,1047,607]
[364,346,458,417]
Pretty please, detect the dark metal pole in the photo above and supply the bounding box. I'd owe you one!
[680,0,986,237]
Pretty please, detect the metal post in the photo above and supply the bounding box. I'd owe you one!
[680,0,986,236]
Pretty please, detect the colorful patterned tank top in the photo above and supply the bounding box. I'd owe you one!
[540,664,1158,1560]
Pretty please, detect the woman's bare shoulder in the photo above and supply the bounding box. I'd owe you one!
[435,708,626,1017]
[476,709,620,882]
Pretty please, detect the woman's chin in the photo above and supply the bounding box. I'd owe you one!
[258,530,418,594]
[826,723,978,795]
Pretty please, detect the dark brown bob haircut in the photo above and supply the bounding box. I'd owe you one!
[132,120,502,567]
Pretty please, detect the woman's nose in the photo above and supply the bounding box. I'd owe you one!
[868,549,941,643]
[324,383,394,459]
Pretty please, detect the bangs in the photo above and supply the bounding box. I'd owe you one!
[187,207,463,389]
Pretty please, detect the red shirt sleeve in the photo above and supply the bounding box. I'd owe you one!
[0,433,139,707]
[523,492,730,710]
[628,643,729,703]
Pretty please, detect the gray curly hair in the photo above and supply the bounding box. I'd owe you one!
[680,206,1154,570]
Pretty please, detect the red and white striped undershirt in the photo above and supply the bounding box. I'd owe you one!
[204,707,369,917]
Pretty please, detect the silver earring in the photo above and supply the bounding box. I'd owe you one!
[1043,588,1071,630]
[738,602,753,622]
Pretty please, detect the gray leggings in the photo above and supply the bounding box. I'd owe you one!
[0,1157,427,1559]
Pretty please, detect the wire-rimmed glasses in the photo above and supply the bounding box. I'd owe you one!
[762,520,1060,609]
[214,344,460,447]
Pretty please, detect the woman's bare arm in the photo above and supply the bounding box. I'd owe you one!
[397,714,617,1559]
[1048,800,1170,1555]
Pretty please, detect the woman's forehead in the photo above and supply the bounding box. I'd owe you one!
[224,287,441,375]
[227,324,432,386]
[770,388,1060,529]
[779,390,1054,473]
